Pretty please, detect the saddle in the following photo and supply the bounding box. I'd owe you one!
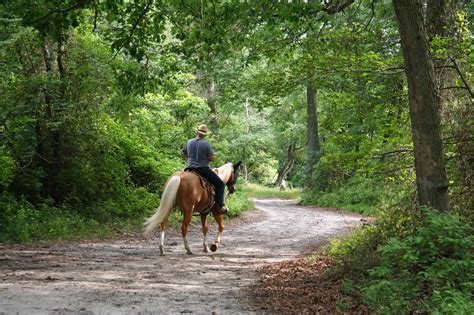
[184,168,216,215]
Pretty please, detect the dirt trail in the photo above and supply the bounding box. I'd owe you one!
[0,199,363,314]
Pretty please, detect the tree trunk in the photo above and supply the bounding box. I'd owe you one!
[426,0,459,107]
[206,78,218,132]
[38,39,56,199]
[242,146,248,182]
[393,0,449,211]
[37,39,64,201]
[196,70,219,131]
[275,144,298,188]
[306,85,321,181]
[426,0,458,39]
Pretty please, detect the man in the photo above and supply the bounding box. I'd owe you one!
[182,124,227,215]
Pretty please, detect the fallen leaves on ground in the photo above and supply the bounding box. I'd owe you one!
[252,254,370,314]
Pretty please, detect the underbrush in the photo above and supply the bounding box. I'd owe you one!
[0,183,258,242]
[302,176,382,216]
[0,189,159,243]
[328,208,473,314]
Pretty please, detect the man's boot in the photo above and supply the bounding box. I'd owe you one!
[212,204,228,215]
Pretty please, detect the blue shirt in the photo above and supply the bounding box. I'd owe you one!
[184,138,214,168]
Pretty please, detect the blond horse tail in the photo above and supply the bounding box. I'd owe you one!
[143,175,181,238]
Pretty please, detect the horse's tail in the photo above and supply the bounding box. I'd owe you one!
[143,175,181,238]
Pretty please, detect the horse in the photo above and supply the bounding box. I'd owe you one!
[143,161,242,255]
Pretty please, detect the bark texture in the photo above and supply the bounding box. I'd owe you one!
[426,0,458,38]
[393,0,449,211]
[275,144,300,188]
[426,0,459,105]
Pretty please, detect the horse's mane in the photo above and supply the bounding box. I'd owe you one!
[214,162,233,183]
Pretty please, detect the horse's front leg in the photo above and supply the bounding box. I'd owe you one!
[182,211,193,255]
[201,214,210,253]
[210,213,225,252]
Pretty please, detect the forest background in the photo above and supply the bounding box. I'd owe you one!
[1,0,473,313]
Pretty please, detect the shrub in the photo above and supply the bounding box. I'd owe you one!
[303,175,382,215]
[0,146,15,188]
[226,189,254,218]
[361,209,473,314]
[0,193,101,242]
[329,225,383,279]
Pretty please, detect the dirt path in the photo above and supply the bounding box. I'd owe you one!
[0,199,363,314]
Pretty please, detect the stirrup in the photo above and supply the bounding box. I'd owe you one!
[213,205,228,215]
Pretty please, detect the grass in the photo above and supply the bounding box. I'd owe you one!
[240,183,302,200]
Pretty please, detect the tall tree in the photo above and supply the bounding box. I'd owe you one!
[392,0,449,211]
[427,0,459,105]
[306,85,321,184]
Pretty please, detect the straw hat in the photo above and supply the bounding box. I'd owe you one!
[196,124,209,136]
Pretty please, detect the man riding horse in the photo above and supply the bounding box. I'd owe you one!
[182,124,227,215]
[143,124,241,254]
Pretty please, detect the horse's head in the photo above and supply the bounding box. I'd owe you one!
[226,161,242,194]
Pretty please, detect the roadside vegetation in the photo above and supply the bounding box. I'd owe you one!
[241,183,302,200]
[327,207,473,314]
[1,1,472,313]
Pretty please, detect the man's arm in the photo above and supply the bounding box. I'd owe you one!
[182,146,188,160]
[207,142,215,161]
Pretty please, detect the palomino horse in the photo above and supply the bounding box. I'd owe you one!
[143,161,242,255]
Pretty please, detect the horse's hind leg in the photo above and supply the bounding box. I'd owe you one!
[201,214,210,253]
[159,221,167,256]
[211,213,225,251]
[182,211,193,255]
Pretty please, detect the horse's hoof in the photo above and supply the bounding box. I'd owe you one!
[203,247,210,253]
[210,244,218,252]
[187,251,194,255]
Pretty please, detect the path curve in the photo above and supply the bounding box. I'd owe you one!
[0,199,363,314]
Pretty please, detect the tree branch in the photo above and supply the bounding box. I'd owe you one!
[450,56,474,98]
[322,0,356,15]
[109,0,154,61]
[92,0,98,32]
[373,148,413,158]
[440,86,471,91]
[363,0,376,30]
[31,0,88,25]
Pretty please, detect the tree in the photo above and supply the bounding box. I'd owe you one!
[392,0,449,211]
[306,85,321,185]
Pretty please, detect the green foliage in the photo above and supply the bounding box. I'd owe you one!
[361,209,473,314]
[0,12,205,242]
[329,225,383,279]
[303,175,383,215]
[0,186,161,243]
[0,146,15,188]
[328,208,474,314]
[224,189,255,219]
[0,192,100,242]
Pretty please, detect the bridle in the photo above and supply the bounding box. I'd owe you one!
[226,168,237,194]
